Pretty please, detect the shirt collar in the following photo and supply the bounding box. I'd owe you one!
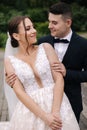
[63,29,72,42]
[55,29,72,43]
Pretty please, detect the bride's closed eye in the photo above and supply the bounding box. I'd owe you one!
[25,25,35,31]
[25,27,31,31]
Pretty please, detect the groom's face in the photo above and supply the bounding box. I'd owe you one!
[48,13,71,38]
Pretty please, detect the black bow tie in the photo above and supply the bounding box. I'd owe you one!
[53,38,69,43]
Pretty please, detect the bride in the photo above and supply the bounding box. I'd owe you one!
[1,15,80,130]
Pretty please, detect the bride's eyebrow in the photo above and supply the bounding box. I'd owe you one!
[26,24,34,28]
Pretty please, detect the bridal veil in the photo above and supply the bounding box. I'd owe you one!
[4,33,18,120]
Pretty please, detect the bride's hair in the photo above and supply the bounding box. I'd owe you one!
[8,16,31,48]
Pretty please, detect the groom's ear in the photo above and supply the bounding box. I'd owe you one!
[12,33,19,41]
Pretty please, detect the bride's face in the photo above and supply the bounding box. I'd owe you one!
[18,18,37,46]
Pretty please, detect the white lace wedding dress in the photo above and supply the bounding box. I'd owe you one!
[0,44,80,130]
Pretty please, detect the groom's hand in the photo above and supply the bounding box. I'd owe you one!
[51,61,66,77]
[5,73,17,87]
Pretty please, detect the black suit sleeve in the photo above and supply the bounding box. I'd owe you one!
[65,69,87,83]
[65,53,87,83]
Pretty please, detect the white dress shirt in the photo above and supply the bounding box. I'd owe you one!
[54,30,72,62]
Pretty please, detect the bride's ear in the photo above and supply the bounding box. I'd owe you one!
[12,33,19,41]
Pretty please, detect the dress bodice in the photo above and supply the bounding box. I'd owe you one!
[8,44,54,94]
[0,44,80,130]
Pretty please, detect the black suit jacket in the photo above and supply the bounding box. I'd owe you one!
[38,32,87,120]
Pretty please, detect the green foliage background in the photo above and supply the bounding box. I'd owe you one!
[0,0,87,48]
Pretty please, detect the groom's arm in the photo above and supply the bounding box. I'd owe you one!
[51,61,87,84]
[65,69,87,83]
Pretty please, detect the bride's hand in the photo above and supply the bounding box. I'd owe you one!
[52,112,62,130]
[44,113,62,130]
[5,72,17,87]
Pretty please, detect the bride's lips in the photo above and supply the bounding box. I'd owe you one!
[31,33,37,38]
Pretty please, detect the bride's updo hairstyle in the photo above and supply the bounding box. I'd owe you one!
[8,16,31,48]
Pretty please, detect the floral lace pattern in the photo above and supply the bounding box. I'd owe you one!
[0,44,80,130]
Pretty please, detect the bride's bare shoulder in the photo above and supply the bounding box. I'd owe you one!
[4,57,10,64]
[42,43,58,62]
[4,57,15,73]
[42,42,53,50]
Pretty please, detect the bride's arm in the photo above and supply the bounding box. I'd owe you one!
[43,43,64,114]
[4,58,61,129]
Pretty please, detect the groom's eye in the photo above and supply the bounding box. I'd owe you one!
[52,21,58,25]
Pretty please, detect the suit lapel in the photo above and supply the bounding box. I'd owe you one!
[62,32,77,64]
[48,35,54,47]
[50,32,78,66]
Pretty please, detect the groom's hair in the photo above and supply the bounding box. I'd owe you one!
[49,2,72,20]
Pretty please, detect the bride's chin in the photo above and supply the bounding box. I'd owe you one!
[32,39,37,44]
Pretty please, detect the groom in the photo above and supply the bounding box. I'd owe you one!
[38,2,87,123]
[6,2,87,123]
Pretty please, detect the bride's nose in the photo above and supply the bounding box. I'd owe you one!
[32,27,36,33]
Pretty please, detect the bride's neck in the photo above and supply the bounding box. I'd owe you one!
[18,44,35,56]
